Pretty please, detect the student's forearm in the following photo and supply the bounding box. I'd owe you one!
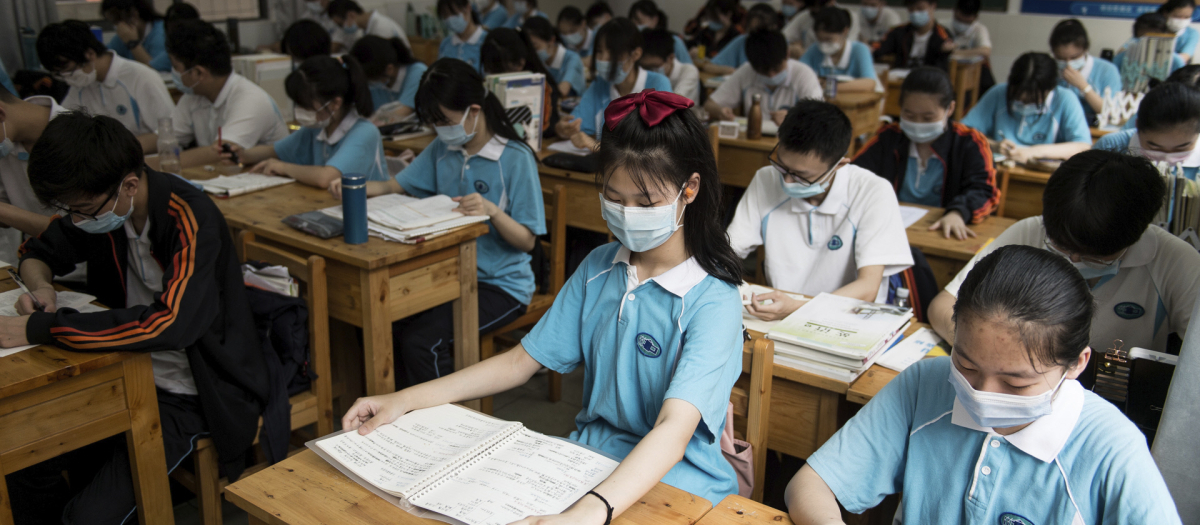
[242,144,279,165]
[0,204,53,237]
[179,145,226,169]
[130,45,153,66]
[786,465,845,525]
[366,179,402,197]
[703,99,727,119]
[558,81,573,97]
[489,210,537,253]
[138,133,158,155]
[283,163,342,188]
[19,258,54,291]
[1083,90,1103,113]
[928,290,957,344]
[1027,142,1091,160]
[702,62,735,75]
[838,78,876,92]
[398,344,543,409]
[832,265,884,303]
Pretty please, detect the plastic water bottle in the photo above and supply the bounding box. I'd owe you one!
[156,118,181,174]
[341,173,369,245]
[894,287,910,309]
[823,76,838,100]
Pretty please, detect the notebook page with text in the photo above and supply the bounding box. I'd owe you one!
[369,195,465,230]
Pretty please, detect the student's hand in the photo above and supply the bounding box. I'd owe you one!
[941,39,958,52]
[929,210,977,240]
[115,21,139,45]
[569,131,598,151]
[341,393,410,435]
[16,286,57,315]
[719,107,737,121]
[788,42,805,59]
[745,291,808,321]
[555,116,582,141]
[1006,145,1036,164]
[452,193,498,217]
[508,493,609,525]
[998,139,1019,157]
[212,141,245,165]
[0,315,30,348]
[771,110,789,126]
[249,158,288,177]
[1061,66,1088,91]
[327,178,343,200]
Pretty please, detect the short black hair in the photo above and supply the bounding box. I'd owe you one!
[481,27,554,78]
[166,19,233,76]
[1158,0,1196,16]
[745,3,781,32]
[813,7,851,33]
[900,66,955,108]
[629,0,666,30]
[1049,19,1089,50]
[778,100,852,165]
[558,6,584,25]
[594,18,644,82]
[1166,64,1200,87]
[37,20,108,73]
[101,0,161,21]
[745,29,787,75]
[282,20,333,60]
[28,111,144,206]
[1006,52,1058,112]
[955,0,981,16]
[326,0,363,18]
[350,36,416,79]
[586,1,613,25]
[1136,82,1200,133]
[1043,150,1166,256]
[522,16,560,46]
[640,28,675,60]
[1134,12,1169,36]
[164,2,199,32]
[704,0,739,20]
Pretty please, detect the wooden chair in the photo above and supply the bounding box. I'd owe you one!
[949,59,983,120]
[172,231,333,525]
[479,185,567,413]
[732,337,774,502]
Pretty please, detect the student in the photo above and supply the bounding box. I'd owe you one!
[853,67,999,240]
[556,19,672,150]
[165,19,289,169]
[1121,64,1200,129]
[630,0,694,64]
[480,28,561,137]
[163,2,199,34]
[558,6,594,57]
[499,0,549,29]
[438,0,489,71]
[340,89,749,512]
[858,0,902,48]
[705,3,781,75]
[1095,83,1200,179]
[800,7,879,93]
[948,0,994,91]
[1114,13,1188,75]
[586,1,614,33]
[787,244,1183,525]
[0,85,67,258]
[478,0,510,29]
[36,20,174,153]
[260,0,339,54]
[728,100,913,319]
[6,111,268,525]
[524,16,585,96]
[781,0,805,23]
[282,19,334,63]
[926,150,1200,389]
[220,55,387,186]
[351,36,427,123]
[689,0,743,59]
[1049,20,1121,128]
[327,58,545,388]
[327,0,410,52]
[101,0,171,72]
[874,0,954,71]
[783,0,861,54]
[961,52,1092,162]
[640,29,702,106]
[1161,0,1198,63]
[705,29,822,127]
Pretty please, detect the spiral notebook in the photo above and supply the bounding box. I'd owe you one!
[309,404,618,525]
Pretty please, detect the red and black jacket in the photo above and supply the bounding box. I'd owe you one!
[852,121,1000,224]
[20,170,268,481]
[873,22,954,71]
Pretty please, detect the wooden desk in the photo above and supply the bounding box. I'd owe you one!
[829,91,884,145]
[996,164,1051,220]
[225,449,712,525]
[883,77,903,117]
[717,131,776,188]
[948,59,983,120]
[0,283,172,524]
[903,203,1015,288]
[698,495,792,525]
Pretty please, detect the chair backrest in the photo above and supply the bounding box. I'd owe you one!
[730,337,774,502]
[239,231,334,436]
[709,122,721,165]
[542,184,568,296]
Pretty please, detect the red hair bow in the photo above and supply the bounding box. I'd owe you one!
[604,89,695,131]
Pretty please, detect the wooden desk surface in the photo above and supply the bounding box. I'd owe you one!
[903,204,1015,262]
[828,91,884,109]
[999,164,1053,184]
[225,449,712,525]
[697,496,792,525]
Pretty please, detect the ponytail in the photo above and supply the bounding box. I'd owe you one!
[481,27,553,79]
[415,58,535,156]
[350,35,416,80]
[285,54,375,119]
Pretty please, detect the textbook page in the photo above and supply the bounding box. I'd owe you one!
[409,429,619,525]
[898,206,929,228]
[368,195,466,231]
[322,193,419,219]
[197,174,294,197]
[0,290,105,357]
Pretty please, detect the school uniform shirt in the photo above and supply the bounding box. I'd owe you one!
[546,45,586,96]
[949,20,990,50]
[343,11,412,51]
[672,35,694,65]
[0,58,15,95]
[945,216,1200,366]
[859,6,902,46]
[0,96,66,261]
[396,135,546,304]
[368,61,428,111]
[799,40,880,91]
[63,52,174,136]
[1094,128,1200,180]
[726,164,914,302]
[709,33,747,69]
[124,216,197,396]
[1058,55,1121,126]
[961,84,1091,147]
[108,19,171,72]
[807,357,1182,524]
[272,111,389,181]
[665,58,701,106]
[571,67,673,139]
[708,60,823,123]
[1175,24,1199,59]
[439,25,488,71]
[172,73,290,150]
[521,242,744,506]
[783,2,862,48]
[480,2,509,29]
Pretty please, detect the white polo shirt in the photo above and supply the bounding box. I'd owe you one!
[727,164,913,302]
[946,216,1200,353]
[667,58,701,106]
[172,73,290,149]
[708,60,823,122]
[124,216,197,396]
[342,11,412,51]
[63,52,174,136]
[783,2,862,48]
[0,96,67,261]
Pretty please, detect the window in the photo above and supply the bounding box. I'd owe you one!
[55,0,266,22]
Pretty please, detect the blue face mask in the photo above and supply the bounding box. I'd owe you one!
[537,48,550,62]
[1073,258,1122,280]
[595,60,630,84]
[635,23,650,31]
[707,20,725,31]
[171,67,198,96]
[779,163,836,199]
[0,122,13,159]
[1011,101,1045,117]
[949,363,1066,428]
[562,31,584,46]
[600,189,685,252]
[861,6,879,20]
[763,68,788,87]
[435,108,478,147]
[782,4,798,17]
[342,22,358,34]
[76,190,134,234]
[909,10,930,27]
[443,14,468,34]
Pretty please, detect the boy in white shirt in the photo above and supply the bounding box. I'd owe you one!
[783,0,861,55]
[727,100,913,319]
[639,29,701,106]
[859,0,903,47]
[704,30,823,126]
[327,0,410,51]
[0,86,68,260]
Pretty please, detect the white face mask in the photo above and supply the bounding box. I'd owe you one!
[817,41,842,56]
[62,65,97,88]
[1142,148,1194,165]
[295,101,332,129]
[1168,17,1190,33]
[948,363,1067,428]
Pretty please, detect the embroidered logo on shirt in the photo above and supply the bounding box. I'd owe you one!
[828,235,844,250]
[998,513,1035,525]
[1114,302,1145,320]
[1033,132,1047,142]
[635,333,662,358]
[117,104,128,116]
[474,180,490,194]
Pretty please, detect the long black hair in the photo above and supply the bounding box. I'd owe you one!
[900,66,955,108]
[595,18,644,83]
[414,58,533,155]
[437,0,481,25]
[522,15,560,48]
[1005,52,1058,115]
[286,55,374,118]
[1042,150,1165,256]
[954,245,1094,370]
[597,98,743,285]
[1158,0,1195,16]
[1136,82,1200,133]
[481,27,553,79]
[350,36,417,81]
[629,0,668,30]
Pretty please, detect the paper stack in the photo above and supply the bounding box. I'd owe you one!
[197,174,294,197]
[767,293,912,383]
[322,194,489,244]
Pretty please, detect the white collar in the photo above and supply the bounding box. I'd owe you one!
[101,51,123,88]
[951,379,1085,463]
[668,57,685,82]
[210,73,241,109]
[1126,130,1200,169]
[790,163,850,215]
[316,110,362,145]
[24,95,66,119]
[611,246,708,297]
[822,42,853,70]
[452,25,485,45]
[448,134,508,161]
[609,67,648,100]
[549,44,566,69]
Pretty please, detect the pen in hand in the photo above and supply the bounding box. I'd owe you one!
[7,268,45,312]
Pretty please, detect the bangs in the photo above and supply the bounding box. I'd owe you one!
[414,79,449,126]
[596,143,679,197]
[284,69,319,110]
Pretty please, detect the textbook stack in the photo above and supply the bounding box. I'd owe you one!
[1155,170,1200,251]
[485,72,545,152]
[322,193,489,244]
[231,53,292,114]
[767,293,913,383]
[1118,33,1176,93]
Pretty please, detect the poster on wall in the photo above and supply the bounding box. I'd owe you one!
[1021,0,1196,19]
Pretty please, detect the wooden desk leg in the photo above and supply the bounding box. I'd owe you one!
[361,266,395,395]
[0,456,13,525]
[122,355,174,525]
[454,241,481,411]
[997,169,1011,218]
[815,390,840,450]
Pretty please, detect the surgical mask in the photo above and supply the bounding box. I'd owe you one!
[306,1,322,13]
[1011,100,1045,117]
[763,68,788,87]
[1168,17,1190,33]
[0,122,12,159]
[707,20,725,31]
[782,4,798,17]
[909,10,930,27]
[949,363,1066,428]
[595,60,630,84]
[295,101,332,129]
[779,164,835,199]
[435,108,478,147]
[443,14,468,34]
[76,191,135,234]
[635,23,650,31]
[562,31,584,46]
[62,66,97,88]
[1073,258,1122,280]
[861,6,879,20]
[171,67,199,96]
[818,41,842,56]
[513,0,527,13]
[599,189,685,252]
[1142,147,1194,165]
[342,22,358,34]
[952,19,973,34]
[537,48,550,62]
[899,118,945,144]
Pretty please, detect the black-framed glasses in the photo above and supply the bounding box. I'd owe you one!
[768,146,839,186]
[1043,237,1128,269]
[53,188,119,222]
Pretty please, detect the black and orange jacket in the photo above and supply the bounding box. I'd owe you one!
[20,169,268,480]
[873,22,954,71]
[852,121,1000,224]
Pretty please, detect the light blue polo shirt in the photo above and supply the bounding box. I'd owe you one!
[1058,56,1121,125]
[572,68,673,138]
[710,34,747,68]
[368,61,427,111]
[522,242,744,506]
[546,45,586,96]
[439,26,488,71]
[396,135,545,304]
[899,151,944,206]
[808,357,1182,524]
[672,35,694,65]
[108,19,171,72]
[501,10,549,29]
[480,3,509,29]
[799,41,877,80]
[1094,128,1200,180]
[1176,25,1199,58]
[961,84,1091,147]
[273,113,389,182]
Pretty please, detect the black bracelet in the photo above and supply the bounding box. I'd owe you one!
[125,38,141,49]
[586,490,613,525]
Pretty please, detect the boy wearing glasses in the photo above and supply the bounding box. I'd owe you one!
[726,100,913,321]
[0,112,268,523]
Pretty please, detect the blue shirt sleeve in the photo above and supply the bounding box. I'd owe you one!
[326,121,388,180]
[961,84,1002,139]
[521,250,594,373]
[1177,26,1199,57]
[850,43,877,81]
[799,46,824,73]
[645,71,674,93]
[502,13,522,29]
[673,35,693,64]
[481,8,509,29]
[1171,54,1186,74]
[562,51,587,96]
[272,129,315,166]
[369,84,396,110]
[572,81,604,137]
[0,60,15,95]
[1093,129,1133,152]
[1123,113,1138,130]
[1091,58,1122,98]
[149,52,172,72]
[502,146,548,235]
[395,141,441,197]
[399,62,427,108]
[710,35,745,68]
[142,21,170,72]
[1056,90,1092,144]
[663,283,745,443]
[108,35,132,60]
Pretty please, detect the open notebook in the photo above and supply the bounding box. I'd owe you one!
[310,403,618,525]
[196,174,294,197]
[0,289,106,358]
[322,194,490,244]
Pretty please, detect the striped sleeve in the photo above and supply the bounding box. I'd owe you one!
[949,123,1000,223]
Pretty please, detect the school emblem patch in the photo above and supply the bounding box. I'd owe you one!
[1114,302,1145,320]
[998,513,1034,525]
[828,235,844,250]
[635,333,662,358]
[1033,133,1047,142]
[116,104,128,116]
[474,180,490,194]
